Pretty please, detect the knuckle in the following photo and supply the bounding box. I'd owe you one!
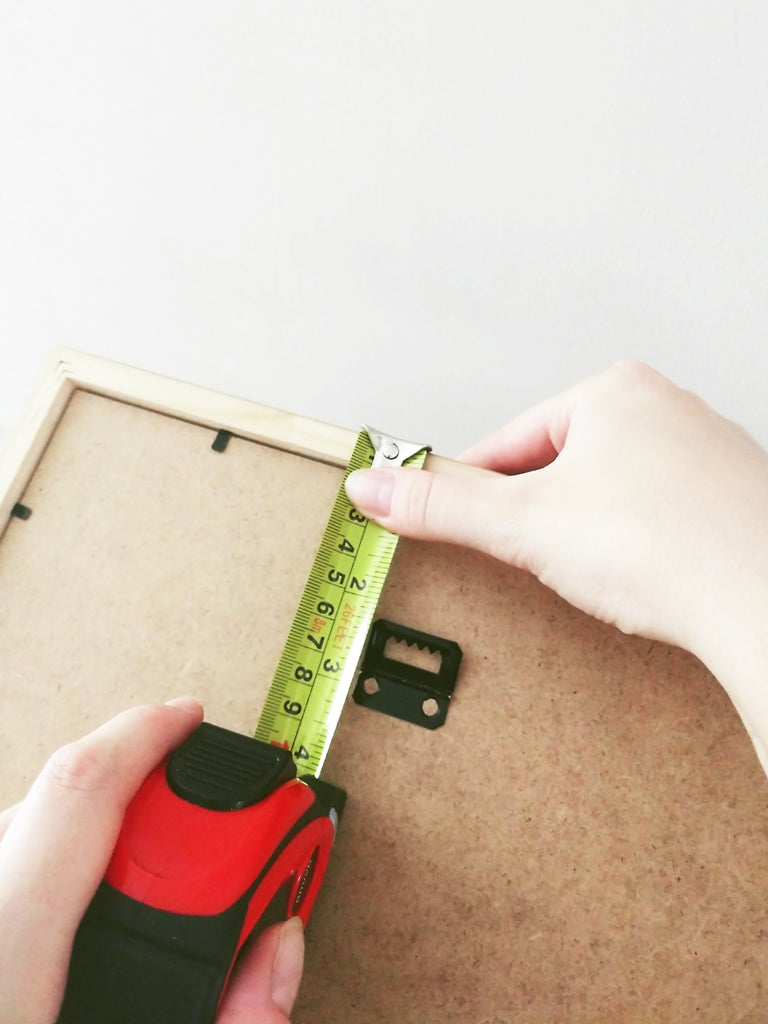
[43,738,110,794]
[494,491,536,569]
[402,471,438,537]
[609,359,664,390]
[611,357,649,375]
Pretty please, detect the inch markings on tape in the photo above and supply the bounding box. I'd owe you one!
[254,427,429,777]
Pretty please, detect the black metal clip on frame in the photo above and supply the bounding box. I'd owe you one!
[353,620,462,730]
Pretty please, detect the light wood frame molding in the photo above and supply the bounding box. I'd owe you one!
[0,348,471,539]
[0,348,357,534]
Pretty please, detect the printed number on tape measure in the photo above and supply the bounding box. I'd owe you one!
[254,427,429,777]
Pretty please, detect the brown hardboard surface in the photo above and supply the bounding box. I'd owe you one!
[2,389,768,1022]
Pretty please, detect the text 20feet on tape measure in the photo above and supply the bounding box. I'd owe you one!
[255,427,429,776]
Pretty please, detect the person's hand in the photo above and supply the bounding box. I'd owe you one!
[345,362,768,769]
[0,699,304,1024]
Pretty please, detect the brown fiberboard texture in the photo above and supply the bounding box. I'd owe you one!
[1,388,767,1022]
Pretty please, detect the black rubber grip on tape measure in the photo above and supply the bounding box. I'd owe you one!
[56,881,265,1024]
[166,722,296,810]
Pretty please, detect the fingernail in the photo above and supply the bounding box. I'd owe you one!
[271,916,305,1013]
[164,696,204,716]
[345,469,395,517]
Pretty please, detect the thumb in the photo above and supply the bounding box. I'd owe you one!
[218,917,305,1022]
[345,464,534,564]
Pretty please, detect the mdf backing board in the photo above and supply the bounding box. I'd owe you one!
[1,351,768,1023]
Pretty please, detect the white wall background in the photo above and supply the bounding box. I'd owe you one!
[2,1,767,457]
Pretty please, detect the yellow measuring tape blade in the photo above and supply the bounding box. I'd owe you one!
[254,428,428,777]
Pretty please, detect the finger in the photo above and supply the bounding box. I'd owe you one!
[0,803,19,843]
[458,385,580,474]
[3,698,204,907]
[0,697,203,1022]
[345,465,537,566]
[218,917,305,1023]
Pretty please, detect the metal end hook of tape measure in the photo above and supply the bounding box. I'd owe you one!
[364,426,431,469]
[254,427,430,777]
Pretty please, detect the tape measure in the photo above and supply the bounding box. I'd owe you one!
[61,425,429,1024]
[254,427,429,776]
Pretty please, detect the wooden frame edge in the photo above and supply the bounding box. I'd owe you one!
[0,350,77,536]
[0,348,471,541]
[57,348,361,463]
